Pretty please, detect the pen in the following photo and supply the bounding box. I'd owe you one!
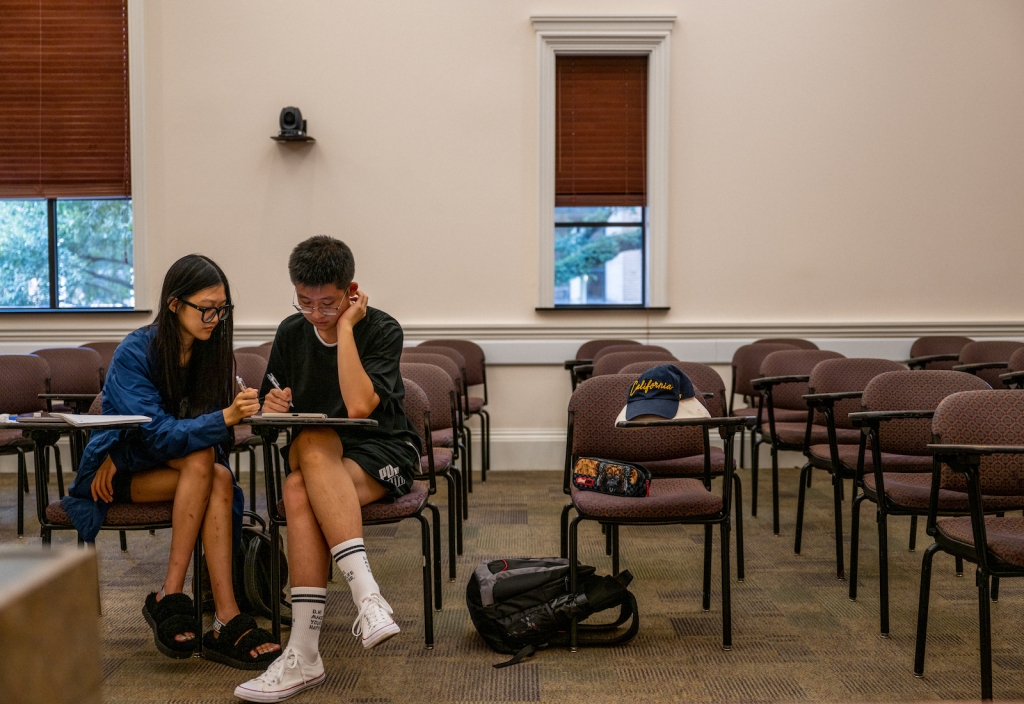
[236,376,248,393]
[266,372,294,408]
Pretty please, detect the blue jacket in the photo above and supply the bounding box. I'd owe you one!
[64,326,242,542]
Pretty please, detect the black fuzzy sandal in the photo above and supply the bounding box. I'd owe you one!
[202,613,281,670]
[142,592,199,659]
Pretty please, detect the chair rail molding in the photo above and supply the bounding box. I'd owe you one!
[531,15,676,309]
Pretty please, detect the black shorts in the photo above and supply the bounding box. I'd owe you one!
[111,469,134,504]
[284,431,418,499]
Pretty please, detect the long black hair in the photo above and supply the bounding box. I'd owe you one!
[151,254,234,418]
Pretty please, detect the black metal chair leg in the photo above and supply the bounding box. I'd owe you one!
[605,522,613,556]
[445,474,458,581]
[54,444,65,499]
[831,471,845,579]
[464,426,473,493]
[720,520,732,651]
[702,524,712,611]
[417,514,434,649]
[426,503,442,611]
[991,575,999,602]
[914,542,941,678]
[732,473,744,582]
[771,446,781,535]
[878,511,890,635]
[795,464,809,554]
[751,435,760,517]
[909,514,918,552]
[192,537,204,656]
[610,524,620,575]
[739,426,746,469]
[560,504,573,559]
[271,521,282,643]
[849,494,866,601]
[248,447,257,512]
[956,556,964,577]
[451,467,463,555]
[977,569,993,701]
[17,449,26,536]
[568,515,582,652]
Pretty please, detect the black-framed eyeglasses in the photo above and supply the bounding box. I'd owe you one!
[179,299,233,323]
[292,293,343,317]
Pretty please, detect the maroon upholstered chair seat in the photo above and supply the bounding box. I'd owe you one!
[808,444,932,473]
[862,473,1024,512]
[432,428,453,448]
[421,448,453,473]
[0,429,30,448]
[644,447,731,477]
[276,480,429,523]
[937,516,1024,567]
[760,421,860,446]
[45,500,174,526]
[233,425,258,445]
[467,397,484,413]
[571,478,723,520]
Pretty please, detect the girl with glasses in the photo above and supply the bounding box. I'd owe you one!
[63,254,281,669]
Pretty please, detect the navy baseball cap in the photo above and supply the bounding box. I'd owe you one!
[624,364,698,420]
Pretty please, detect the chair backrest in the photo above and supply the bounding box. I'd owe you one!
[909,336,973,370]
[419,340,485,387]
[933,390,1024,496]
[592,344,671,365]
[407,346,467,385]
[1007,348,1024,374]
[862,370,991,456]
[808,358,908,429]
[80,341,120,381]
[569,374,705,461]
[574,339,640,360]
[755,338,819,350]
[0,354,50,414]
[959,340,1024,388]
[399,362,454,432]
[731,343,801,398]
[32,347,103,395]
[401,377,430,445]
[760,349,845,411]
[620,361,728,418]
[592,349,676,377]
[235,345,272,361]
[234,352,268,390]
[401,351,465,395]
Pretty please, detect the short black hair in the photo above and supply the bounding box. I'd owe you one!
[288,236,355,289]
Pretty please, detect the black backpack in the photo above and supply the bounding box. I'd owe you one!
[235,512,291,623]
[466,557,639,667]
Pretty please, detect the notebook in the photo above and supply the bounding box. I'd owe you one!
[52,414,151,427]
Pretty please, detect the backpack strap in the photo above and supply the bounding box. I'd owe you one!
[493,644,537,669]
[575,592,640,647]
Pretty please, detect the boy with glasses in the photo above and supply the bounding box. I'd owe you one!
[235,236,421,702]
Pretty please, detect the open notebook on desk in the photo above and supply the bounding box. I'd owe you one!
[52,414,151,427]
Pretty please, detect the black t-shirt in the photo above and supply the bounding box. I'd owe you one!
[259,308,422,452]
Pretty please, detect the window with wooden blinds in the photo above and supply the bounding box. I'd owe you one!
[0,0,131,198]
[556,56,647,207]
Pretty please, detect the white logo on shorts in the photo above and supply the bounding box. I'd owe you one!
[380,464,405,486]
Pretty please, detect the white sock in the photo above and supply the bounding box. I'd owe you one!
[286,587,326,662]
[331,538,380,607]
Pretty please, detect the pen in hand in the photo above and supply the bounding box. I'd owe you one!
[266,372,294,408]
[236,376,248,393]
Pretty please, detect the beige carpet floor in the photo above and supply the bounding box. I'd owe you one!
[2,465,1022,703]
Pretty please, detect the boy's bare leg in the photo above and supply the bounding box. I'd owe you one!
[286,427,387,559]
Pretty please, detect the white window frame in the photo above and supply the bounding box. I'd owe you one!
[127,0,148,308]
[532,15,675,308]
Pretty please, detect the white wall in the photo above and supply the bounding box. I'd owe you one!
[3,1,1024,469]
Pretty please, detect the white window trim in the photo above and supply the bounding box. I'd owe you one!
[531,15,676,308]
[127,0,148,308]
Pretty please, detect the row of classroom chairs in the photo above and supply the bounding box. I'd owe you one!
[563,335,1024,700]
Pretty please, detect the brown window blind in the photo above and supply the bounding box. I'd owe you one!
[556,56,647,207]
[0,0,131,198]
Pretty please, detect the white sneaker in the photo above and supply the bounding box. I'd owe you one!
[352,593,400,649]
[233,646,325,702]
